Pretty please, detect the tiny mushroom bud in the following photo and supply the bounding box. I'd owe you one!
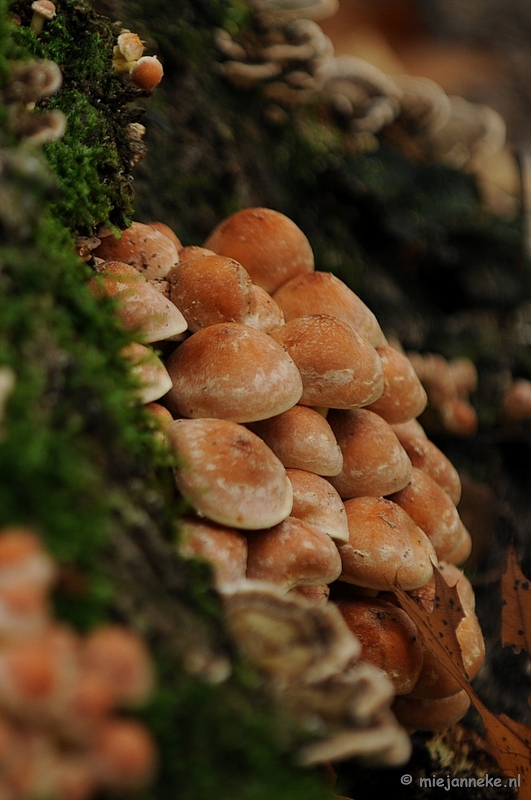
[204,208,315,294]
[164,323,303,423]
[167,418,293,529]
[248,405,343,476]
[130,56,164,93]
[269,315,384,409]
[30,0,56,34]
[338,496,436,591]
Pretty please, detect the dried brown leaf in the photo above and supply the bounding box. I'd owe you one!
[501,545,531,655]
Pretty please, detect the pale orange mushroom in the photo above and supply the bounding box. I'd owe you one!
[269,314,384,409]
[164,323,303,423]
[204,207,315,294]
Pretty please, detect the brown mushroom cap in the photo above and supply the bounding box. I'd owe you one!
[336,597,424,695]
[269,315,384,409]
[365,345,427,425]
[204,208,315,294]
[167,255,258,333]
[327,408,412,498]
[391,428,461,504]
[178,517,248,591]
[248,405,343,476]
[147,222,182,251]
[273,271,386,347]
[164,323,303,422]
[121,343,173,404]
[338,496,436,591]
[130,56,164,93]
[388,467,463,562]
[246,285,285,333]
[94,222,178,279]
[246,517,342,590]
[167,418,293,529]
[178,246,217,262]
[287,468,349,544]
[90,262,188,343]
[392,690,470,732]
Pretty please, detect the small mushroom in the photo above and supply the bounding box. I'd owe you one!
[391,425,461,504]
[245,285,285,333]
[167,418,293,529]
[388,467,464,562]
[204,208,314,294]
[365,345,427,425]
[130,56,164,93]
[287,468,349,544]
[167,254,258,332]
[336,597,424,695]
[246,516,342,591]
[164,322,303,422]
[30,0,56,34]
[273,271,386,347]
[392,690,470,732]
[120,343,173,404]
[248,405,343,476]
[94,222,179,279]
[269,315,384,409]
[327,408,412,498]
[337,496,436,591]
[177,517,248,591]
[89,262,188,343]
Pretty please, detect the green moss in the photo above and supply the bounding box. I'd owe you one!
[11,0,139,233]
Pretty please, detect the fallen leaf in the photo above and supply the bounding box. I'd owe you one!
[501,545,531,655]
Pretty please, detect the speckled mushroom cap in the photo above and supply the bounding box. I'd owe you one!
[336,597,424,695]
[245,516,342,590]
[167,418,293,529]
[164,322,303,422]
[273,271,386,347]
[338,496,436,591]
[90,262,188,343]
[203,207,315,294]
[269,315,384,409]
[167,255,258,332]
[94,222,179,279]
[286,468,349,543]
[365,345,428,425]
[388,467,464,562]
[327,408,412,498]
[248,405,343,476]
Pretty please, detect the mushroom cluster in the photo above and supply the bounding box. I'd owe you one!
[0,527,157,800]
[90,207,485,742]
[406,350,478,437]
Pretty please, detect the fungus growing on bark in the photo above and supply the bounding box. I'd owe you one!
[130,56,164,93]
